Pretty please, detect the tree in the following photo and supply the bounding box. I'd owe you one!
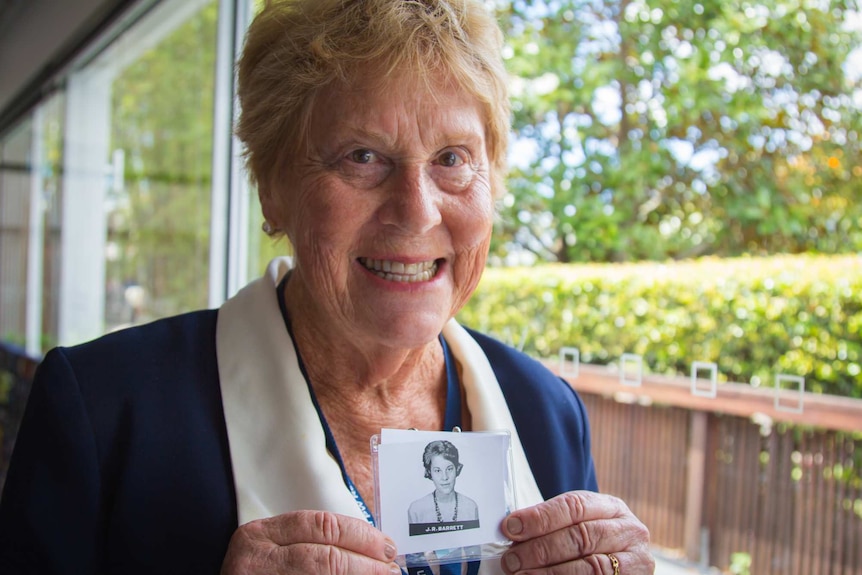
[109,2,218,322]
[495,0,862,264]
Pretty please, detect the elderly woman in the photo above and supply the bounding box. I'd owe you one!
[0,0,653,574]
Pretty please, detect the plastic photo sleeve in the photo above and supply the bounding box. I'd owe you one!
[371,429,515,568]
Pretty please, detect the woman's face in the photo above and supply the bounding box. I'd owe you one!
[270,69,495,350]
[429,454,457,495]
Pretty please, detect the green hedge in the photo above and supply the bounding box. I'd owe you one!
[457,255,862,398]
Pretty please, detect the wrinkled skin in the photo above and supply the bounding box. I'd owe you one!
[220,511,400,575]
[500,491,655,575]
[268,70,496,371]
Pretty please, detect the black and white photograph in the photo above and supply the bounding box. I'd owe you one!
[375,429,510,556]
[406,440,480,536]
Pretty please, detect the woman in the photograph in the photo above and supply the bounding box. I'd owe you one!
[408,441,479,527]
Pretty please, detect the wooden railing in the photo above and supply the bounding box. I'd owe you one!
[547,361,862,574]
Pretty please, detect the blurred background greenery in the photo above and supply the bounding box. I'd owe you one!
[41,0,862,397]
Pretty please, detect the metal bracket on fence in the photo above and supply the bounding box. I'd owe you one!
[774,374,805,413]
[559,347,579,379]
[619,353,642,387]
[691,361,718,398]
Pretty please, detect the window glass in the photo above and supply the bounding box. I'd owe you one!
[56,0,218,342]
[0,94,65,354]
[103,0,218,331]
[0,120,33,346]
[39,92,66,353]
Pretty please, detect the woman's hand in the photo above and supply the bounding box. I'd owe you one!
[500,491,654,574]
[220,510,401,574]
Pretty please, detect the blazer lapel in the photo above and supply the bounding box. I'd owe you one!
[216,258,366,525]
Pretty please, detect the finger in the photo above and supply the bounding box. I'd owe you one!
[502,491,630,542]
[501,517,646,572]
[503,550,654,575]
[274,542,402,575]
[256,511,398,562]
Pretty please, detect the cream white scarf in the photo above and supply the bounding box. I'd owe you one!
[216,258,543,574]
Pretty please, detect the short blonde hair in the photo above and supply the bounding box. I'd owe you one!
[236,0,510,201]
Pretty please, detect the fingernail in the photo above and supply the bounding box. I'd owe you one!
[390,565,402,575]
[384,542,397,561]
[504,551,521,572]
[506,516,523,535]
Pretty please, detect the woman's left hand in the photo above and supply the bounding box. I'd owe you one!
[500,490,654,574]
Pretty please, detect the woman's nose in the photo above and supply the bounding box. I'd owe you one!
[377,164,442,234]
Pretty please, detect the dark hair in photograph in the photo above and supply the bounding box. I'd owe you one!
[422,440,464,479]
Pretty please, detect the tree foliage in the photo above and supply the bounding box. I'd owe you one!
[458,254,862,397]
[495,0,862,264]
[108,2,218,323]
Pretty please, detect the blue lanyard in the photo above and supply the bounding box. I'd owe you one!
[276,280,480,574]
[405,339,479,575]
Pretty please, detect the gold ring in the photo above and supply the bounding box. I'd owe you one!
[607,553,620,575]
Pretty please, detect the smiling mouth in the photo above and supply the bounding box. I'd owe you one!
[359,257,439,283]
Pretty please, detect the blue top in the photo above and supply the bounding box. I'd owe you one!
[0,308,598,574]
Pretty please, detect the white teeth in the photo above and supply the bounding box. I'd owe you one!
[359,258,438,283]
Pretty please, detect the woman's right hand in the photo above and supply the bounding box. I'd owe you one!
[220,510,401,574]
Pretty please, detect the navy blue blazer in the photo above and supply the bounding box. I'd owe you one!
[0,310,597,574]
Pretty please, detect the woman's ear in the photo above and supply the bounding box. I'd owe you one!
[258,182,286,235]
[259,184,277,222]
[456,463,464,476]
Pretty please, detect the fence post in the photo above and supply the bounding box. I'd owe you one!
[684,410,708,563]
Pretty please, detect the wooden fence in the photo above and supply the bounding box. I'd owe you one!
[555,362,862,575]
[585,396,690,550]
[706,416,862,575]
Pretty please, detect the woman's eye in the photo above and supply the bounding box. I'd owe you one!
[336,148,390,187]
[436,150,465,167]
[349,149,377,164]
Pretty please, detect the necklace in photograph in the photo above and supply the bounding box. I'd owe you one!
[433,491,459,522]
